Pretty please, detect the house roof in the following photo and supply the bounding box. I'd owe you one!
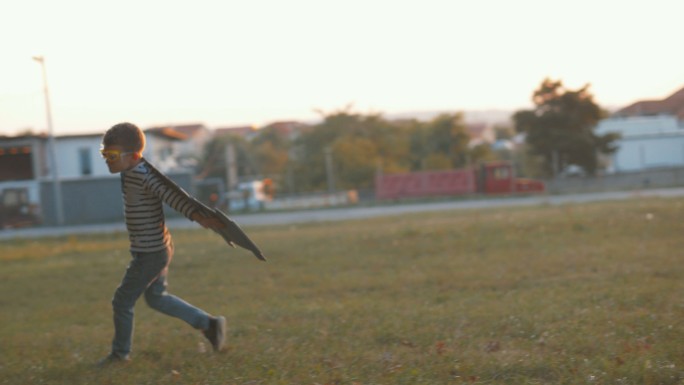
[261,121,311,137]
[465,122,488,138]
[145,123,206,140]
[144,127,188,141]
[465,122,496,144]
[58,133,103,140]
[615,86,684,120]
[214,125,257,137]
[0,133,48,141]
[167,124,208,137]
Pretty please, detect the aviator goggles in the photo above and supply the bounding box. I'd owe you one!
[100,148,136,162]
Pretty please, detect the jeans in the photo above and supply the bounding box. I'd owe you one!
[110,243,210,358]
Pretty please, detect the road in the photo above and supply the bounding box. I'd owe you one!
[2,187,683,240]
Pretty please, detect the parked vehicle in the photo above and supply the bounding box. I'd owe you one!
[375,161,544,200]
[225,180,273,212]
[0,187,41,229]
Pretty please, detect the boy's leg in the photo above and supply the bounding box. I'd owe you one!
[144,245,226,351]
[110,250,169,358]
[144,268,211,330]
[143,245,211,331]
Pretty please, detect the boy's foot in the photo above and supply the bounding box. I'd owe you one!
[203,316,227,352]
[96,353,130,367]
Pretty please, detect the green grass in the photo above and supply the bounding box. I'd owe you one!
[2,198,684,384]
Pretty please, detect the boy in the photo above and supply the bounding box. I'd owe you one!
[98,122,227,366]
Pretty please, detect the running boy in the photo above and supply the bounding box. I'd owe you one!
[98,122,226,365]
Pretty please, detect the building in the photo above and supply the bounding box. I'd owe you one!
[596,86,684,173]
[465,122,496,147]
[146,123,211,169]
[0,128,195,226]
[214,125,258,140]
[144,126,192,172]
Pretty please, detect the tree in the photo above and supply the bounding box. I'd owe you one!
[197,134,256,181]
[331,136,378,190]
[493,124,515,141]
[290,108,412,192]
[288,110,360,192]
[250,126,290,177]
[513,79,620,177]
[468,143,495,165]
[409,113,471,170]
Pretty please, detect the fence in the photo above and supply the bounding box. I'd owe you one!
[30,166,684,226]
[39,173,193,226]
[544,166,684,194]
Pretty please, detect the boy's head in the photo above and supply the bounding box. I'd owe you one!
[102,122,146,153]
[101,122,145,174]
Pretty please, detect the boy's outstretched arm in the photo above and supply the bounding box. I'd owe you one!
[191,211,226,230]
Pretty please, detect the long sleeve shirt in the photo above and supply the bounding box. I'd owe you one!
[120,158,197,252]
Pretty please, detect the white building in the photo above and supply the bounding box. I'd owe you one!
[54,134,110,179]
[50,129,191,180]
[0,127,198,226]
[146,124,211,169]
[596,115,684,172]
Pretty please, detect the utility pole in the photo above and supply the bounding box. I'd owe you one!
[224,143,237,191]
[552,150,559,179]
[324,146,335,193]
[33,56,64,225]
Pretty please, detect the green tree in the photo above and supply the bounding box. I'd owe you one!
[513,79,620,176]
[494,124,515,141]
[409,113,470,170]
[290,108,412,192]
[288,110,358,192]
[250,126,290,177]
[468,143,495,165]
[422,153,452,170]
[356,114,412,175]
[197,134,256,181]
[331,136,378,190]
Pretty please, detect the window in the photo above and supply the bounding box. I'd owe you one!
[79,148,92,176]
[0,146,34,181]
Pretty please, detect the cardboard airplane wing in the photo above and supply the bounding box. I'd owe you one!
[192,198,267,261]
[210,207,267,261]
[142,160,266,262]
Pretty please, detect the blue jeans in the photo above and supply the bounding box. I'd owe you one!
[110,244,210,358]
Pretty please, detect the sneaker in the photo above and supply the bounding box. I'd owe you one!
[97,353,130,367]
[203,316,227,352]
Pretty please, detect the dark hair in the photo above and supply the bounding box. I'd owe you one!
[102,122,146,153]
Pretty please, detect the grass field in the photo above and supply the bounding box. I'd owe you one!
[2,197,684,384]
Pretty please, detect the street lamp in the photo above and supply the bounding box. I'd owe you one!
[32,55,64,225]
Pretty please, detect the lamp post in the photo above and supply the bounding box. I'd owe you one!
[32,55,64,225]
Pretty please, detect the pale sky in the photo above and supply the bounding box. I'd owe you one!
[1,0,682,136]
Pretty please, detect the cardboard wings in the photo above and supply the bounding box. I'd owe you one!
[192,198,267,261]
[144,159,266,261]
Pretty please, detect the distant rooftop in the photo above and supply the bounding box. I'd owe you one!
[145,126,188,141]
[214,125,257,137]
[615,86,684,120]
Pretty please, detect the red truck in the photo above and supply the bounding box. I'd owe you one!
[375,161,544,200]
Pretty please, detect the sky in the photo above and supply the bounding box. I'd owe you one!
[1,0,682,136]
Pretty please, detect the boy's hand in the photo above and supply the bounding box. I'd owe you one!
[192,212,227,230]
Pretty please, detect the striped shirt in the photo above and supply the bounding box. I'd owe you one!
[120,159,197,252]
